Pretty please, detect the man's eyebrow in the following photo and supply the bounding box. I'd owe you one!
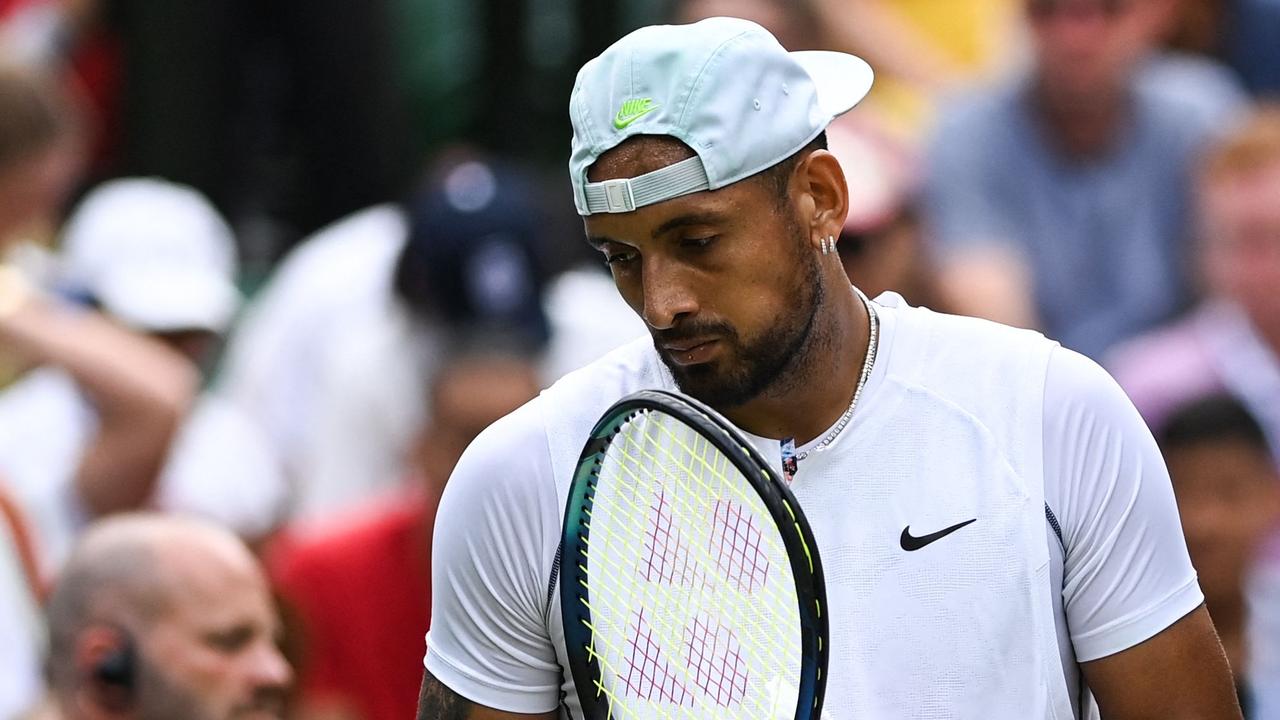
[585,235,616,250]
[584,210,730,249]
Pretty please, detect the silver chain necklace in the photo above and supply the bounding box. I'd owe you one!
[793,286,879,462]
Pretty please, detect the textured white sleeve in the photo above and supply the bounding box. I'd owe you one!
[1043,346,1204,663]
[423,398,564,714]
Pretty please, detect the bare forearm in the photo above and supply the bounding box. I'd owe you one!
[0,292,197,514]
[416,672,556,720]
[1,297,195,411]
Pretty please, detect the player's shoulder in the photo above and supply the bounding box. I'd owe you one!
[876,293,1060,423]
[882,293,1057,371]
[1043,342,1150,431]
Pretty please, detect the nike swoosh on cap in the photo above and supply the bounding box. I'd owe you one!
[613,98,658,129]
[900,518,977,552]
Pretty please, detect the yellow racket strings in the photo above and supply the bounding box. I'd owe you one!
[576,410,803,719]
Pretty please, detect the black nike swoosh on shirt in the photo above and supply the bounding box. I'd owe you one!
[900,518,978,551]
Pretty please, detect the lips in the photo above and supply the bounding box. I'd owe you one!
[660,338,720,366]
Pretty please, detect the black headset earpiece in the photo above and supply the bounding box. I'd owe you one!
[90,628,137,712]
[94,638,135,688]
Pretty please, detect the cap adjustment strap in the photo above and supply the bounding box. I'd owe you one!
[582,156,710,214]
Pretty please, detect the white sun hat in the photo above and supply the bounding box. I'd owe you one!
[568,16,874,215]
[58,178,240,333]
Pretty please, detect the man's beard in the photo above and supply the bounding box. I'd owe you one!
[654,221,828,410]
[134,655,285,720]
[135,658,218,720]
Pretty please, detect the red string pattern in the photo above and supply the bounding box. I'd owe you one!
[621,608,693,706]
[709,499,770,594]
[683,615,749,707]
[641,488,704,588]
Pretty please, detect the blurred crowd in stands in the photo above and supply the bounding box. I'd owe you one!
[0,0,1278,718]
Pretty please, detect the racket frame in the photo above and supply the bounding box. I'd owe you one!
[559,389,829,720]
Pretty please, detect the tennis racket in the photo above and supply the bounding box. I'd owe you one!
[560,389,828,720]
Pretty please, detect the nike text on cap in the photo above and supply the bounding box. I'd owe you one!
[568,16,875,216]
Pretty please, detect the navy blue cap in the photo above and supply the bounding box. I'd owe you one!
[394,158,550,352]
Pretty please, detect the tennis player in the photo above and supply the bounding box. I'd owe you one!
[419,17,1240,719]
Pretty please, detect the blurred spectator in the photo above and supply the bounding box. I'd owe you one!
[1165,0,1280,97]
[0,178,287,572]
[1157,395,1280,717]
[923,0,1246,359]
[208,203,407,517]
[0,164,193,715]
[672,0,823,50]
[541,263,646,384]
[61,178,289,538]
[813,0,1025,136]
[826,114,945,308]
[670,0,1023,141]
[0,61,81,249]
[1108,105,1280,459]
[0,0,123,210]
[269,348,539,720]
[45,513,292,719]
[0,260,197,572]
[55,179,240,368]
[0,58,84,397]
[217,155,550,522]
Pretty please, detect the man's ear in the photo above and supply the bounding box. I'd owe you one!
[798,149,849,245]
[74,624,136,717]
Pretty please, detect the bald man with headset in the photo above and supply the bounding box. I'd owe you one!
[44,514,292,720]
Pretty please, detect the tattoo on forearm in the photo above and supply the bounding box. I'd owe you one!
[417,674,474,720]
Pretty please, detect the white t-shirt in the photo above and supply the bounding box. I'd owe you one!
[0,368,95,571]
[425,294,1201,719]
[214,204,423,512]
[154,394,289,538]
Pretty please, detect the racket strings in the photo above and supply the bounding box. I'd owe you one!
[577,409,805,719]
[615,422,797,715]
[578,442,719,715]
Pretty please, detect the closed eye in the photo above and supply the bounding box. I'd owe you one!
[603,248,639,266]
[680,236,718,251]
[204,625,255,654]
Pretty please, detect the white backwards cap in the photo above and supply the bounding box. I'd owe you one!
[569,16,874,216]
